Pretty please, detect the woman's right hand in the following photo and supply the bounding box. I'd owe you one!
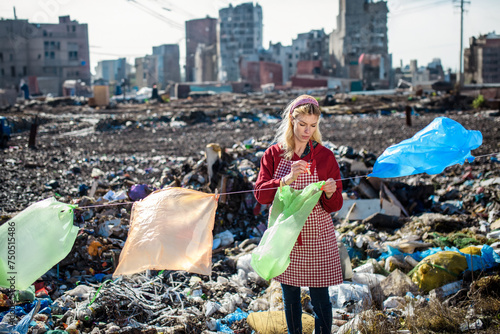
[284,160,308,185]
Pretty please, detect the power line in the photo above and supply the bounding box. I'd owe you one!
[388,0,453,17]
[91,51,144,57]
[391,42,457,52]
[125,0,184,30]
[150,0,197,20]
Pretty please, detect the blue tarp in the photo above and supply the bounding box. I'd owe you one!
[378,245,500,272]
[369,117,483,179]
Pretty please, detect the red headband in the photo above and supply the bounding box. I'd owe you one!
[289,96,319,114]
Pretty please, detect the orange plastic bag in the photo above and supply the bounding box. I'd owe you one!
[113,187,218,277]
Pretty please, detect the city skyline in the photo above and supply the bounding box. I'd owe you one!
[1,0,499,75]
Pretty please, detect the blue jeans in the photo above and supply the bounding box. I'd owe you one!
[281,283,332,334]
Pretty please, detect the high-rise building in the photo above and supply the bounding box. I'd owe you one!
[194,43,218,83]
[135,55,158,89]
[185,17,218,83]
[0,15,90,96]
[135,44,180,89]
[464,32,500,84]
[95,58,127,85]
[218,2,263,82]
[268,42,292,85]
[329,0,389,81]
[153,44,181,85]
[292,29,331,77]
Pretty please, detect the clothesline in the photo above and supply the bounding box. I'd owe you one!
[75,151,499,210]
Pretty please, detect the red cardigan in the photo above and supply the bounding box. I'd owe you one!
[254,143,343,213]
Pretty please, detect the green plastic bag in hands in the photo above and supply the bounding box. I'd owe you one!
[0,197,78,290]
[251,181,325,280]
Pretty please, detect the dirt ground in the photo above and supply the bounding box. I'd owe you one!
[1,91,500,333]
[1,92,498,214]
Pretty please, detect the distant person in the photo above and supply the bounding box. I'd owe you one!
[20,82,30,100]
[405,105,412,127]
[254,94,344,334]
[0,121,4,148]
[151,84,159,102]
[115,85,122,96]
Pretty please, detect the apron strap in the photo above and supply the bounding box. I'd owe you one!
[297,140,317,247]
[308,140,316,172]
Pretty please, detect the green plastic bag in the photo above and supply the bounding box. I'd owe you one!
[0,197,78,290]
[251,181,325,280]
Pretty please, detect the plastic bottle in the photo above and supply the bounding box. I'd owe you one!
[429,280,463,300]
[404,255,419,267]
[338,241,353,280]
[76,307,92,322]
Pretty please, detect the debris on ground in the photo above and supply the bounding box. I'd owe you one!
[1,90,499,333]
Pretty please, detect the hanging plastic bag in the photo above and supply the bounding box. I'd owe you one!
[113,187,218,277]
[251,181,325,280]
[369,117,482,178]
[0,197,78,290]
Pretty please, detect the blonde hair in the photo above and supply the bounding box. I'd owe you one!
[273,95,323,160]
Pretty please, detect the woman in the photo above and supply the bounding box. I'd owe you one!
[254,94,343,334]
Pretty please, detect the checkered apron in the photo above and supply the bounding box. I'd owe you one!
[272,158,343,287]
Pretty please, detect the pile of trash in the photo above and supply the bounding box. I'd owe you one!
[2,147,499,332]
[1,92,500,333]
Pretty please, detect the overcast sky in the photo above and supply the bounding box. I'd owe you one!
[1,0,499,75]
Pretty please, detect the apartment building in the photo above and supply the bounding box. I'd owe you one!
[135,55,158,89]
[194,43,218,83]
[218,2,263,82]
[464,32,500,84]
[135,44,180,89]
[185,17,218,83]
[0,15,90,96]
[329,0,389,83]
[291,29,331,77]
[95,58,127,85]
[267,42,292,85]
[153,44,181,85]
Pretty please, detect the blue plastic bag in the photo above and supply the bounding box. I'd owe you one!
[215,308,249,333]
[369,117,482,178]
[0,301,40,334]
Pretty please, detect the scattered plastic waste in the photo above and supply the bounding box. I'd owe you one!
[0,95,498,332]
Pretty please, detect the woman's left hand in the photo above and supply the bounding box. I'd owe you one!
[322,178,337,199]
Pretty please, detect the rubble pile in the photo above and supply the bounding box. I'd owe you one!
[1,91,500,333]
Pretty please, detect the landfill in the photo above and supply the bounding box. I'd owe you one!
[1,90,500,333]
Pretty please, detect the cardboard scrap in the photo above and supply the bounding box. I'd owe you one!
[335,198,401,220]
